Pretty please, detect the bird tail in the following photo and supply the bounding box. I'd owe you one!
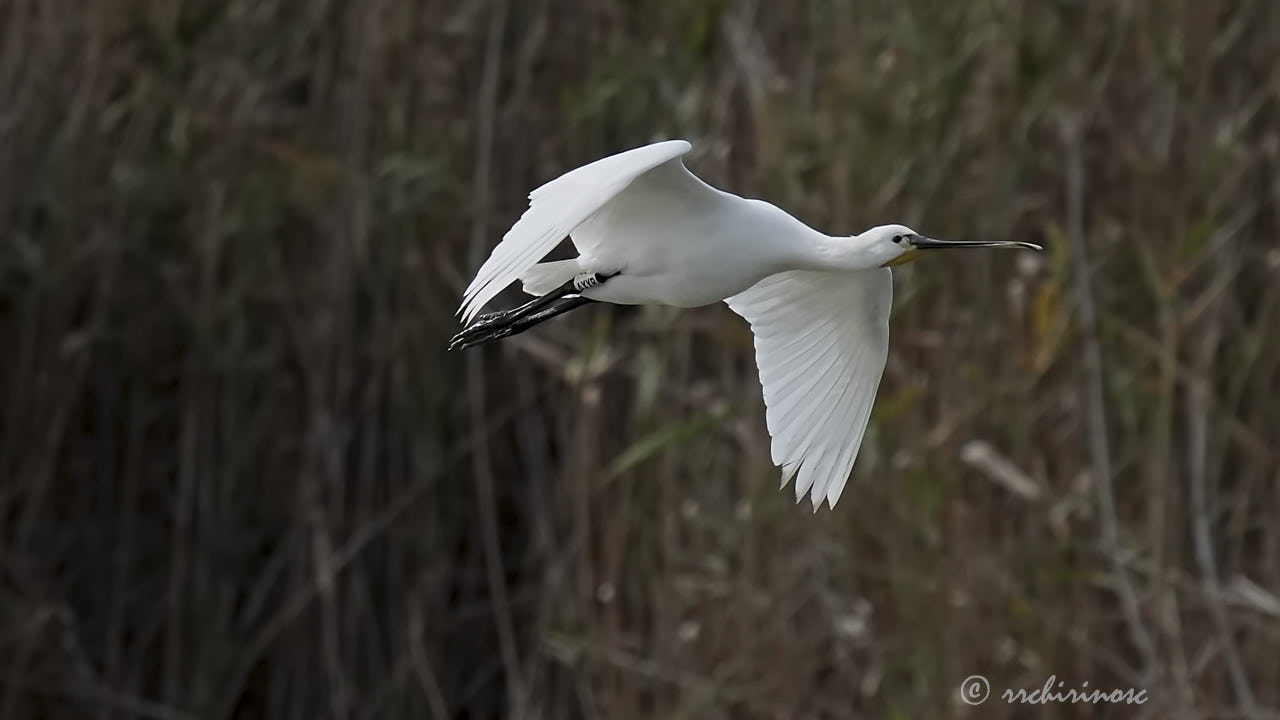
[520,259,581,296]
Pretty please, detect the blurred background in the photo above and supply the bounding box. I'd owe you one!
[2,0,1279,718]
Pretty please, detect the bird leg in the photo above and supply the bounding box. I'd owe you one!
[450,296,595,350]
[449,272,613,350]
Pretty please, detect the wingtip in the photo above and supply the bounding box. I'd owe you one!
[809,484,830,513]
[649,138,692,156]
[779,461,800,490]
[826,486,845,509]
[458,301,482,327]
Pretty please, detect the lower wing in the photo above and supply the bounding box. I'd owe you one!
[725,268,892,509]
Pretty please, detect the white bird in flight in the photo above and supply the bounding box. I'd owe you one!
[451,140,1039,509]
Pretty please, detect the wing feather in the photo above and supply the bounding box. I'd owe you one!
[815,345,870,505]
[726,268,892,509]
[786,340,862,502]
[459,140,692,323]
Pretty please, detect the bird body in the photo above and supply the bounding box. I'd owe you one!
[453,140,1039,509]
[563,164,824,307]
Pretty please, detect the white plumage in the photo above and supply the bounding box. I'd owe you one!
[725,269,890,508]
[453,140,1039,509]
[460,141,696,324]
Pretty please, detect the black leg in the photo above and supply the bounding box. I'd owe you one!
[449,271,614,350]
[457,277,580,335]
[449,295,595,350]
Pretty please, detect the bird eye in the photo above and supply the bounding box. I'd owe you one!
[892,235,903,244]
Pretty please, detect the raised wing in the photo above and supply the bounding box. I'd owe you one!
[726,268,892,509]
[459,139,692,323]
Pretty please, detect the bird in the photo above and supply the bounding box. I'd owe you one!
[450,139,1040,509]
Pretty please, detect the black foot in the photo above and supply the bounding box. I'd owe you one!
[449,321,517,351]
[450,312,513,350]
[449,309,514,350]
[464,309,510,333]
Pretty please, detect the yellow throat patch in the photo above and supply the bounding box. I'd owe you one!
[882,249,920,267]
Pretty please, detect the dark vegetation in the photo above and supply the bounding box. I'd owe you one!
[2,1,1278,718]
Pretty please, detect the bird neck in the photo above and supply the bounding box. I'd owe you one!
[803,233,884,272]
